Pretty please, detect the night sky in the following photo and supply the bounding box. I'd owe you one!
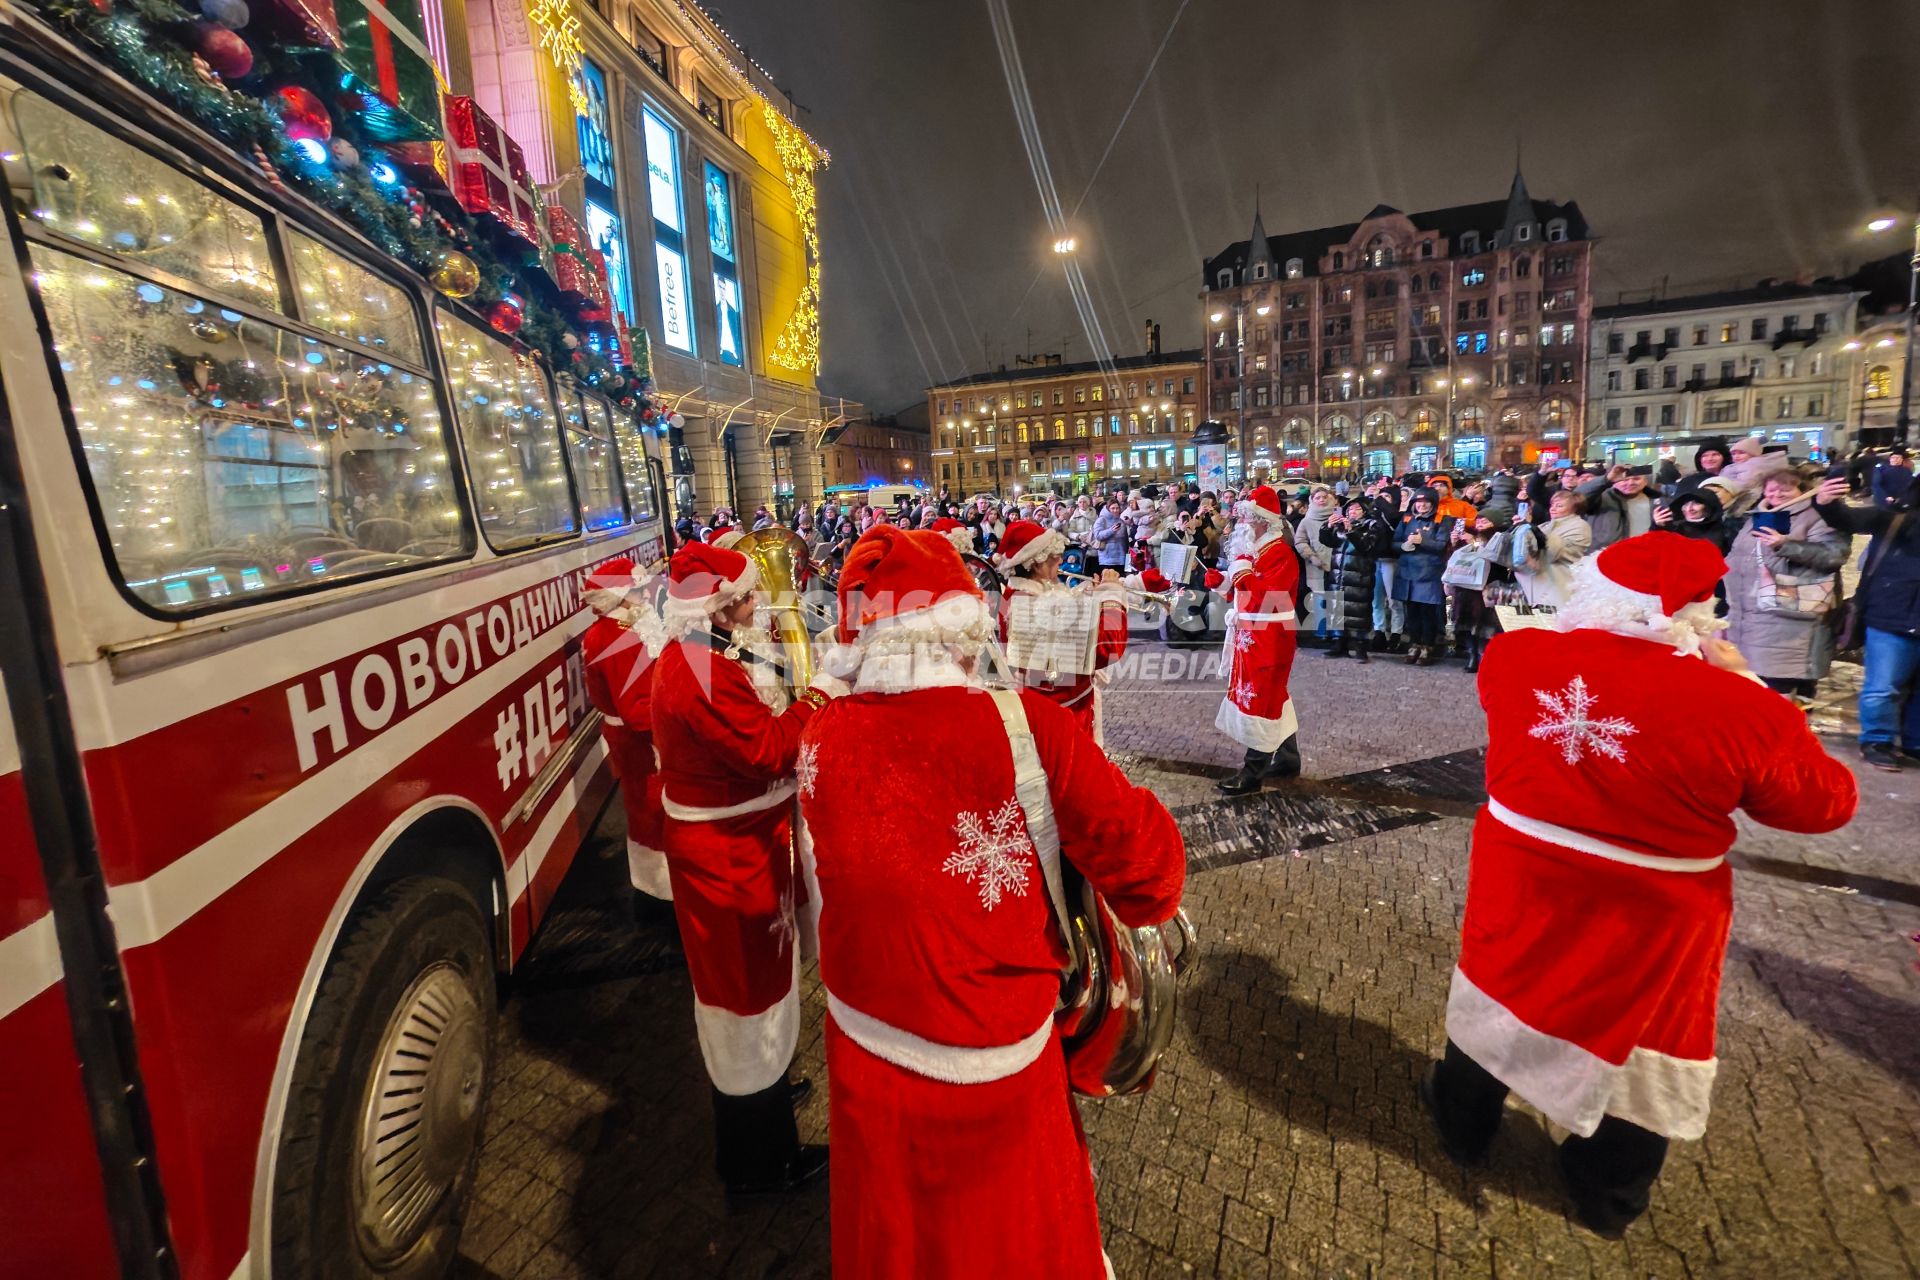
[709,0,1920,416]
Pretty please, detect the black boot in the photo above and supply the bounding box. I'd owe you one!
[1352,637,1370,664]
[1463,637,1483,675]
[714,1081,827,1195]
[1216,747,1270,796]
[1322,636,1349,658]
[1263,734,1302,780]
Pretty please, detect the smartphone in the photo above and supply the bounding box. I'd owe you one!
[1750,510,1790,535]
[1516,501,1531,521]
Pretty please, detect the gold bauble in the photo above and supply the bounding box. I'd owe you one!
[429,250,480,299]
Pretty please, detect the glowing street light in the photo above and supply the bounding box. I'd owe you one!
[1256,304,1272,316]
[1052,236,1079,254]
[1868,216,1900,233]
[1209,311,1225,323]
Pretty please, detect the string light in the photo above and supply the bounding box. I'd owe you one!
[526,0,592,116]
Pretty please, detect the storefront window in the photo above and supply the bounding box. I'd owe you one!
[642,105,694,353]
[577,62,635,330]
[704,161,744,367]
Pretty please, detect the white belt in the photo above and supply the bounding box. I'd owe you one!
[1487,798,1725,873]
[602,713,625,728]
[827,991,1053,1085]
[1233,612,1292,623]
[661,779,796,822]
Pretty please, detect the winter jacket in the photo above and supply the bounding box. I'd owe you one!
[1513,515,1592,608]
[1428,476,1478,524]
[1090,510,1128,565]
[1389,513,1452,604]
[1722,502,1849,680]
[1293,503,1336,595]
[1319,516,1390,636]
[1872,462,1915,508]
[1576,477,1653,550]
[1812,496,1920,638]
[1664,488,1735,555]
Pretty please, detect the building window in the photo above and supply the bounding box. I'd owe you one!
[702,162,745,366]
[1808,393,1825,416]
[1777,396,1795,419]
[1751,318,1768,341]
[1659,404,1675,427]
[1692,326,1707,345]
[1546,219,1568,242]
[1633,406,1648,428]
[641,104,695,354]
[1367,235,1393,267]
[577,62,635,342]
[1662,365,1677,388]
[1606,370,1621,392]
[1331,251,1344,270]
[1217,269,1232,289]
[1420,240,1434,259]
[1462,267,1487,287]
[1720,323,1736,343]
[1605,408,1621,429]
[1705,399,1739,423]
[1461,232,1481,254]
[1517,225,1532,242]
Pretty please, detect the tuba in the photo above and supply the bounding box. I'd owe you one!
[1054,868,1196,1097]
[731,527,818,697]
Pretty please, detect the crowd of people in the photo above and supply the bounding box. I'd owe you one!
[671,435,1917,771]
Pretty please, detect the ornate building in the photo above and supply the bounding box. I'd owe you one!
[1200,174,1595,480]
[820,410,933,494]
[925,342,1204,497]
[440,0,856,516]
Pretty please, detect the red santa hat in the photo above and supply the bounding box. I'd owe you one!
[834,526,992,659]
[1235,484,1285,530]
[929,517,976,556]
[994,519,1068,573]
[661,541,757,636]
[583,557,635,615]
[1558,530,1728,655]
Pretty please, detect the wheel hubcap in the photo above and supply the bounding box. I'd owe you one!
[353,962,485,1266]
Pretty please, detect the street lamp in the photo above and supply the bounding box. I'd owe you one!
[1866,211,1919,444]
[1052,236,1078,254]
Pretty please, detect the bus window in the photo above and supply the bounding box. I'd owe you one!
[437,312,577,549]
[284,229,426,365]
[556,383,625,530]
[9,89,281,314]
[612,408,656,525]
[28,244,466,612]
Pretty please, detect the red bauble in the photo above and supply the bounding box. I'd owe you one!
[271,85,332,143]
[486,299,524,335]
[196,22,253,78]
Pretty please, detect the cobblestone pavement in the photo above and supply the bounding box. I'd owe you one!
[456,641,1920,1280]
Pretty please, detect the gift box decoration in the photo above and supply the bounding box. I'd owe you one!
[335,0,444,143]
[544,202,612,311]
[443,96,540,245]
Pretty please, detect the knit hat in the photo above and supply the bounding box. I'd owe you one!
[1557,531,1729,655]
[1729,434,1767,460]
[835,526,992,649]
[583,557,635,615]
[994,519,1068,573]
[929,516,976,556]
[1235,484,1284,529]
[661,541,757,636]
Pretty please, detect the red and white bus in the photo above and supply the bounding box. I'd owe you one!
[0,16,667,1278]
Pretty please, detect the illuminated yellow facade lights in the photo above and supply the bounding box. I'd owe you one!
[527,0,591,116]
[760,97,821,376]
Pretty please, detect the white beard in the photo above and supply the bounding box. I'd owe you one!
[733,618,791,713]
[1227,522,1254,563]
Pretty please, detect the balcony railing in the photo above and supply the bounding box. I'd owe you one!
[1624,340,1671,364]
[1771,327,1819,351]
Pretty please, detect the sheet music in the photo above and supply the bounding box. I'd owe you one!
[1005,590,1099,678]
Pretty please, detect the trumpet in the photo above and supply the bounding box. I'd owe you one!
[1058,569,1179,610]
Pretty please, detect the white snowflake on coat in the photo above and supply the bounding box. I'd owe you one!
[1231,623,1258,653]
[1231,671,1259,707]
[795,742,820,798]
[1529,675,1638,765]
[768,885,797,954]
[941,798,1035,911]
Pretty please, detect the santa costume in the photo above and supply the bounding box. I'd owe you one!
[1215,485,1302,794]
[649,540,841,1194]
[579,558,672,914]
[928,516,977,557]
[1427,532,1856,1234]
[994,519,1129,741]
[798,526,1185,1280]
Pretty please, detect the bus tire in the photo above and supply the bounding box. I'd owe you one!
[270,876,497,1280]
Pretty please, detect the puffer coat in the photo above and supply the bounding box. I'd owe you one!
[1390,513,1453,604]
[1320,516,1390,637]
[1722,502,1849,680]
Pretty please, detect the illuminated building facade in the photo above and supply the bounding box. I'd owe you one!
[428,0,850,515]
[1201,174,1594,480]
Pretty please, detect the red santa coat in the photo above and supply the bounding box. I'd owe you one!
[799,681,1184,1280]
[1216,531,1299,751]
[998,577,1128,739]
[582,613,669,899]
[1452,627,1856,1139]
[651,633,819,1094]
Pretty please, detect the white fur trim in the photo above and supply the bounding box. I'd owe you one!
[694,964,800,1096]
[626,838,673,900]
[809,674,852,699]
[1235,498,1285,530]
[1214,694,1298,752]
[851,650,981,694]
[1445,968,1716,1140]
[661,780,797,822]
[1486,800,1725,873]
[996,527,1068,573]
[1555,556,1725,657]
[584,586,628,615]
[943,527,977,555]
[827,993,1055,1085]
[661,562,759,639]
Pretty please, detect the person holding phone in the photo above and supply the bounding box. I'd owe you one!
[1721,472,1847,702]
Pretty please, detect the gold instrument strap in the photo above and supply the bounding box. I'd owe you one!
[987,688,1073,947]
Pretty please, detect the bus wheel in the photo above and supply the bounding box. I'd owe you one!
[271,876,497,1280]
